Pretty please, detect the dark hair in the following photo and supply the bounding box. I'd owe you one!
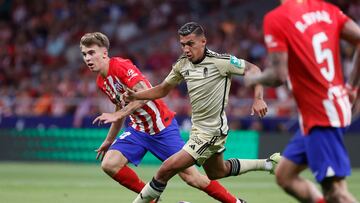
[80,32,110,50]
[178,22,205,36]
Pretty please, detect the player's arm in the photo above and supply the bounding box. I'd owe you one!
[245,52,288,87]
[93,81,151,123]
[243,61,264,100]
[243,61,268,117]
[95,105,125,160]
[341,19,360,103]
[125,80,176,101]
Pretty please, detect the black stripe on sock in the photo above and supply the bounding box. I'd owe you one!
[149,177,167,193]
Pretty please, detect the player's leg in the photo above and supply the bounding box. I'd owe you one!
[200,144,280,179]
[102,129,148,194]
[148,119,241,203]
[275,157,324,203]
[321,177,357,203]
[306,127,357,203]
[133,149,196,203]
[178,164,242,203]
[276,129,324,203]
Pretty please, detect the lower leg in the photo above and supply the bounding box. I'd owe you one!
[112,165,146,193]
[101,150,146,193]
[179,167,238,203]
[226,153,281,176]
[133,150,196,203]
[276,158,323,203]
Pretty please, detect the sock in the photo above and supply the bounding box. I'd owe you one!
[203,180,238,203]
[112,165,145,193]
[227,158,271,176]
[316,198,326,203]
[133,178,165,203]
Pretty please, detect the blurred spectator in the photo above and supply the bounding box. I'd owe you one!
[0,0,359,130]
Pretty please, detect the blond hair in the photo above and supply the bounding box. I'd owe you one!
[80,32,110,49]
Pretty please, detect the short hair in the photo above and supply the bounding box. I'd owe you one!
[178,22,205,36]
[80,32,110,50]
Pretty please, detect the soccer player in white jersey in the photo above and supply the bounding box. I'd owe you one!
[120,22,281,203]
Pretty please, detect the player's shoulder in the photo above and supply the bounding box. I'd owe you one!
[172,54,188,69]
[264,4,287,22]
[111,57,133,66]
[205,49,231,60]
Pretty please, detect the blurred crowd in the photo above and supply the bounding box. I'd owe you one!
[0,0,359,128]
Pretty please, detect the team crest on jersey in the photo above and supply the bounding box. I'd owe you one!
[185,70,190,76]
[203,67,208,77]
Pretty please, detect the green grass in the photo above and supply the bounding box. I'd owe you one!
[0,162,359,203]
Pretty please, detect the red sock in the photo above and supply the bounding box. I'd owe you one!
[203,180,238,203]
[112,165,145,193]
[316,198,326,203]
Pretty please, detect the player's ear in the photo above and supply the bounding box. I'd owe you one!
[103,49,108,58]
[201,36,206,45]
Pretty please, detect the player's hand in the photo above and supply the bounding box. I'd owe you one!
[124,88,137,102]
[251,98,268,118]
[93,113,118,125]
[95,140,112,161]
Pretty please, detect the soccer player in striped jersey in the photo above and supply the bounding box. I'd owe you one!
[80,32,244,203]
[124,22,281,203]
[245,0,360,202]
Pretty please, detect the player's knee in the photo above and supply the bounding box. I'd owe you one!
[275,172,289,189]
[101,160,123,176]
[205,171,223,180]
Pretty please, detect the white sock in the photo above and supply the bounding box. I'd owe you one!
[132,183,162,203]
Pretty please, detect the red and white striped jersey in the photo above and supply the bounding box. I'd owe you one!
[263,0,352,134]
[97,57,175,135]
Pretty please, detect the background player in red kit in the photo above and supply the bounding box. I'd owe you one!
[246,0,360,202]
[80,32,242,203]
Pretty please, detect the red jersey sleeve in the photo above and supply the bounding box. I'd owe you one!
[112,58,145,89]
[263,12,288,52]
[334,6,349,30]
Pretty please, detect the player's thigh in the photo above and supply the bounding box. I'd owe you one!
[276,156,307,181]
[108,129,147,166]
[321,177,346,194]
[155,149,196,182]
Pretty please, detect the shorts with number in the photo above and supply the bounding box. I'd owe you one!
[183,128,227,166]
[108,119,185,166]
[283,126,351,183]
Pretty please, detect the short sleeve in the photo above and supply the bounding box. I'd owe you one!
[263,13,288,52]
[112,59,145,88]
[219,55,245,76]
[335,6,349,30]
[164,62,184,85]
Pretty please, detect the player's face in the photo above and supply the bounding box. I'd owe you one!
[81,44,108,73]
[179,33,206,63]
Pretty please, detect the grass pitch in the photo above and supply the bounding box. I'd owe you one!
[0,162,359,203]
